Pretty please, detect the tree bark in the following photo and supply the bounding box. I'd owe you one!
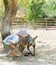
[1,0,17,41]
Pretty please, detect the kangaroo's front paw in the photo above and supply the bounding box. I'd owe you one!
[26,52,31,54]
[31,54,35,56]
[24,54,29,56]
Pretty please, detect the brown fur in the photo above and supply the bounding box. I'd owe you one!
[16,35,37,56]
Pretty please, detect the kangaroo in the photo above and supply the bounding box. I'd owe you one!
[16,35,38,56]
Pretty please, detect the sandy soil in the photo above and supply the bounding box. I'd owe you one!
[0,29,56,65]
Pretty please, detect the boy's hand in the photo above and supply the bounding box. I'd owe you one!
[9,42,16,48]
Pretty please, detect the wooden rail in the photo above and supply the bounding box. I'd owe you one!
[11,18,56,29]
[45,18,56,30]
[0,18,56,30]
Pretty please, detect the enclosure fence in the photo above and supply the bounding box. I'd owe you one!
[0,18,56,31]
[11,18,56,30]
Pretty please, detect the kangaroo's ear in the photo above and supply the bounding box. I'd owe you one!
[35,36,38,38]
[34,35,38,40]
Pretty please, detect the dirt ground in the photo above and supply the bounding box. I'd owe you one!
[0,29,56,65]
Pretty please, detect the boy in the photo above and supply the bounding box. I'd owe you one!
[3,29,28,58]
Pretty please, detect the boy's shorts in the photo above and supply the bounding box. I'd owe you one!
[3,43,12,51]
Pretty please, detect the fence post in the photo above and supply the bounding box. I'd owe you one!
[45,18,48,30]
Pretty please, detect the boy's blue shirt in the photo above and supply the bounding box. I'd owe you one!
[3,34,19,45]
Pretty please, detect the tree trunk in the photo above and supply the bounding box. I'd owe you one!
[1,0,11,40]
[1,0,17,47]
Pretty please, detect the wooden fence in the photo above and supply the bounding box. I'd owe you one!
[11,18,56,29]
[0,18,56,31]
